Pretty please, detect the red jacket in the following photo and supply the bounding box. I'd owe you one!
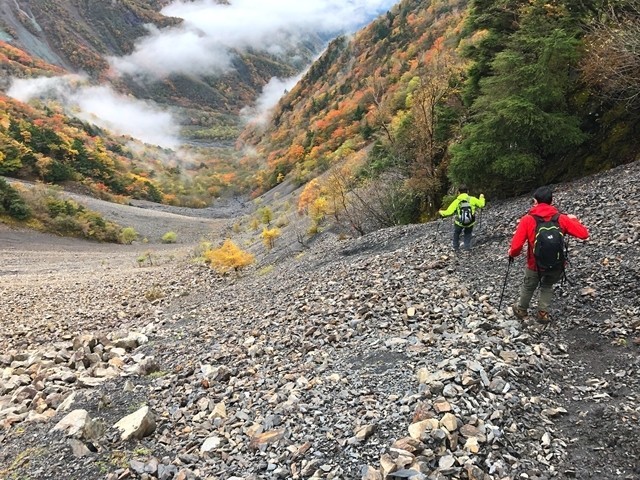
[509,203,589,271]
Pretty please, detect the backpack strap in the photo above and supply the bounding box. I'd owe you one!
[530,213,561,227]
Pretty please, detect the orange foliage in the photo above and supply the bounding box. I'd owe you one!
[308,146,322,159]
[219,172,236,184]
[324,109,343,123]
[267,151,283,168]
[286,144,305,163]
[331,127,346,140]
[315,119,330,130]
[297,179,321,214]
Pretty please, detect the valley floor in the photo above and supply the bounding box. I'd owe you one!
[0,162,639,480]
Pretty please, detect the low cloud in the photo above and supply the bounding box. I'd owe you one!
[7,0,397,148]
[110,0,397,79]
[241,74,303,126]
[7,75,180,148]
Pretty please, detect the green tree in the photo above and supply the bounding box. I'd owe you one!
[258,206,273,225]
[460,0,521,104]
[450,0,588,194]
[0,135,28,175]
[0,179,31,220]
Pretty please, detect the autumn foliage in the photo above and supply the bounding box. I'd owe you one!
[205,239,255,274]
[261,227,281,250]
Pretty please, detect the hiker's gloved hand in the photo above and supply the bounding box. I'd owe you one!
[438,210,445,217]
[480,193,485,199]
[508,255,515,264]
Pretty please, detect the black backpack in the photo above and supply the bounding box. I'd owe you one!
[531,214,565,271]
[457,199,475,226]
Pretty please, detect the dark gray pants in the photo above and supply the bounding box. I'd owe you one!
[453,224,473,251]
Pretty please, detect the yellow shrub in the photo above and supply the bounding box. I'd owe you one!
[309,196,329,222]
[120,227,138,245]
[161,231,177,243]
[261,227,281,250]
[204,239,255,274]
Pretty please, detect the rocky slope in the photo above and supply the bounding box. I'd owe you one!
[0,161,638,480]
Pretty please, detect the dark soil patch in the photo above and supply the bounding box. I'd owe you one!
[348,350,411,375]
[545,327,640,479]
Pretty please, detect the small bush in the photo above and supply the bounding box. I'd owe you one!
[204,239,255,274]
[275,216,288,228]
[144,286,164,301]
[50,215,83,236]
[161,231,177,243]
[0,178,31,220]
[137,251,153,267]
[258,265,274,275]
[193,240,213,260]
[261,227,281,250]
[307,222,320,236]
[258,206,273,225]
[47,198,81,218]
[120,227,138,244]
[7,195,32,220]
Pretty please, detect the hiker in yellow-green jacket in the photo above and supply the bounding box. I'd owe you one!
[438,185,485,252]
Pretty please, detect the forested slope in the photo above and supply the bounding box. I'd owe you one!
[0,0,325,130]
[241,0,640,233]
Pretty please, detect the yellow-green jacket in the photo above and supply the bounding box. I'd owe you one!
[439,193,485,227]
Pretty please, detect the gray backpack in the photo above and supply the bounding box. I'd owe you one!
[457,199,475,226]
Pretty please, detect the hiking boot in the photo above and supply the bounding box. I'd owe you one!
[536,311,551,324]
[512,304,528,320]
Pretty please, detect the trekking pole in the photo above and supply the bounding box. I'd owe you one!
[498,257,513,310]
[435,216,442,240]
[472,209,482,249]
[562,237,572,286]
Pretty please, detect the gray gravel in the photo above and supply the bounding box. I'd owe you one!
[0,161,638,480]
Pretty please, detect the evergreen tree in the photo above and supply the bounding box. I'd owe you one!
[460,0,521,104]
[450,0,588,194]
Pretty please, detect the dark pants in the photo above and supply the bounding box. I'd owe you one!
[517,267,564,313]
[453,224,473,251]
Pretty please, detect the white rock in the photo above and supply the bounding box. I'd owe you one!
[114,406,156,441]
[201,435,222,453]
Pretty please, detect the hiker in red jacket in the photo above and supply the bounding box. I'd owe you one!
[508,186,589,324]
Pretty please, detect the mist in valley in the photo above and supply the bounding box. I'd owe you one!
[6,0,398,149]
